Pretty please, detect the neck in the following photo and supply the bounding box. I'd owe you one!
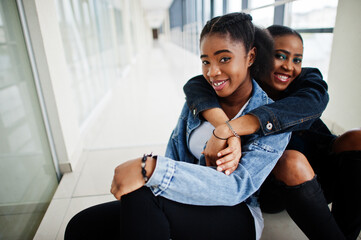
[258,81,281,100]
[219,78,253,119]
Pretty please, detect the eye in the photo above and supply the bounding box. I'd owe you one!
[275,53,286,60]
[202,60,209,65]
[220,57,231,63]
[293,57,302,64]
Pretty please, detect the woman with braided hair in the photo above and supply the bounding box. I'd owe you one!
[65,12,290,240]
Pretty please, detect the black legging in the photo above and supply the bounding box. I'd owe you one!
[65,187,256,240]
[259,151,361,240]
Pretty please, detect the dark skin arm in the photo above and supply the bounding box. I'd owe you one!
[202,108,259,174]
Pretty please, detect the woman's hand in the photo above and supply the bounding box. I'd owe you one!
[203,133,228,167]
[111,157,156,200]
[216,137,242,175]
[203,134,242,175]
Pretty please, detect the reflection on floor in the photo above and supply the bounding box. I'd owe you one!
[33,40,360,240]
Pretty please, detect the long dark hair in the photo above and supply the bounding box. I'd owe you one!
[200,12,274,81]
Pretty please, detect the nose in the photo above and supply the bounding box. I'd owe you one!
[207,64,221,78]
[282,59,294,71]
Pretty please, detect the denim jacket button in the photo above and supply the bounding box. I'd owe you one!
[266,122,273,130]
[193,108,197,116]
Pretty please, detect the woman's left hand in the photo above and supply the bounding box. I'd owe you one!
[203,135,242,175]
[216,136,242,175]
[111,157,156,200]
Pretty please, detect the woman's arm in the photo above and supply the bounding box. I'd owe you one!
[144,131,290,206]
[251,67,329,135]
[111,131,290,206]
[183,68,329,136]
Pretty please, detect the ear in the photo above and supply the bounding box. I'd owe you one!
[248,47,257,66]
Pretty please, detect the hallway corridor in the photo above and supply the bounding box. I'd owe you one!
[35,39,310,240]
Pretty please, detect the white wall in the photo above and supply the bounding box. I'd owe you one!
[323,0,361,133]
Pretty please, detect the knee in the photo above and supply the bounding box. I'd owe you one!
[333,128,361,153]
[273,150,315,186]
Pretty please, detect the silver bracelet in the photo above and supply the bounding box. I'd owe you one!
[225,120,240,138]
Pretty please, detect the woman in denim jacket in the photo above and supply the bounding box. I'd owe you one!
[183,25,361,239]
[65,13,290,240]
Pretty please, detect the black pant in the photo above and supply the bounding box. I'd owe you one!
[259,151,361,240]
[65,187,256,240]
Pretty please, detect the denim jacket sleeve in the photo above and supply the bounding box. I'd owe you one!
[183,75,220,118]
[145,133,289,206]
[250,68,329,135]
[183,68,329,136]
[145,83,291,206]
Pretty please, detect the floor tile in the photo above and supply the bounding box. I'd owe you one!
[261,211,307,239]
[34,198,71,240]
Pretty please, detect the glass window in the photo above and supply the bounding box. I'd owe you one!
[250,6,274,28]
[301,33,333,80]
[213,0,223,17]
[227,0,242,13]
[0,1,58,239]
[203,0,211,23]
[55,0,127,124]
[286,0,338,29]
[249,0,274,9]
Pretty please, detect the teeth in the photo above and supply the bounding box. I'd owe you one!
[277,74,289,81]
[213,81,225,86]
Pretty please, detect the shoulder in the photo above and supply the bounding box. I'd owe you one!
[299,67,323,80]
[189,74,206,81]
[245,80,274,112]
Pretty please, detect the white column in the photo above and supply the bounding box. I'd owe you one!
[323,0,361,133]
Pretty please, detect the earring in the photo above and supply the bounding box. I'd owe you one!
[249,62,253,66]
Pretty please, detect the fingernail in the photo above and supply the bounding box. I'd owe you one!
[217,153,221,157]
[225,170,230,175]
[217,167,222,171]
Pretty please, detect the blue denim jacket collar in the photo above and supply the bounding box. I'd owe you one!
[185,79,270,143]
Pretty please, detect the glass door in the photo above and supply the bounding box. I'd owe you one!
[0,1,58,239]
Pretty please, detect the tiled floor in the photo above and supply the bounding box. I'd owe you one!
[34,39,360,239]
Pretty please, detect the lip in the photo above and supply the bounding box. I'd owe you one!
[211,79,229,91]
[274,73,291,83]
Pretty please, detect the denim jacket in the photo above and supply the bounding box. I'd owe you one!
[145,80,290,206]
[183,68,329,136]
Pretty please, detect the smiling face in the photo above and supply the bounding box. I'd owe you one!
[265,34,303,95]
[200,33,255,100]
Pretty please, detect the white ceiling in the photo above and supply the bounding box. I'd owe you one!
[140,0,173,28]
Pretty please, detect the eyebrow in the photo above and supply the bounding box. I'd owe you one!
[275,49,303,57]
[200,49,232,58]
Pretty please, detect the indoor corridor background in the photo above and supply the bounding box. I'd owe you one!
[1,0,361,239]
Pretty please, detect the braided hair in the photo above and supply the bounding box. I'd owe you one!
[200,12,274,81]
